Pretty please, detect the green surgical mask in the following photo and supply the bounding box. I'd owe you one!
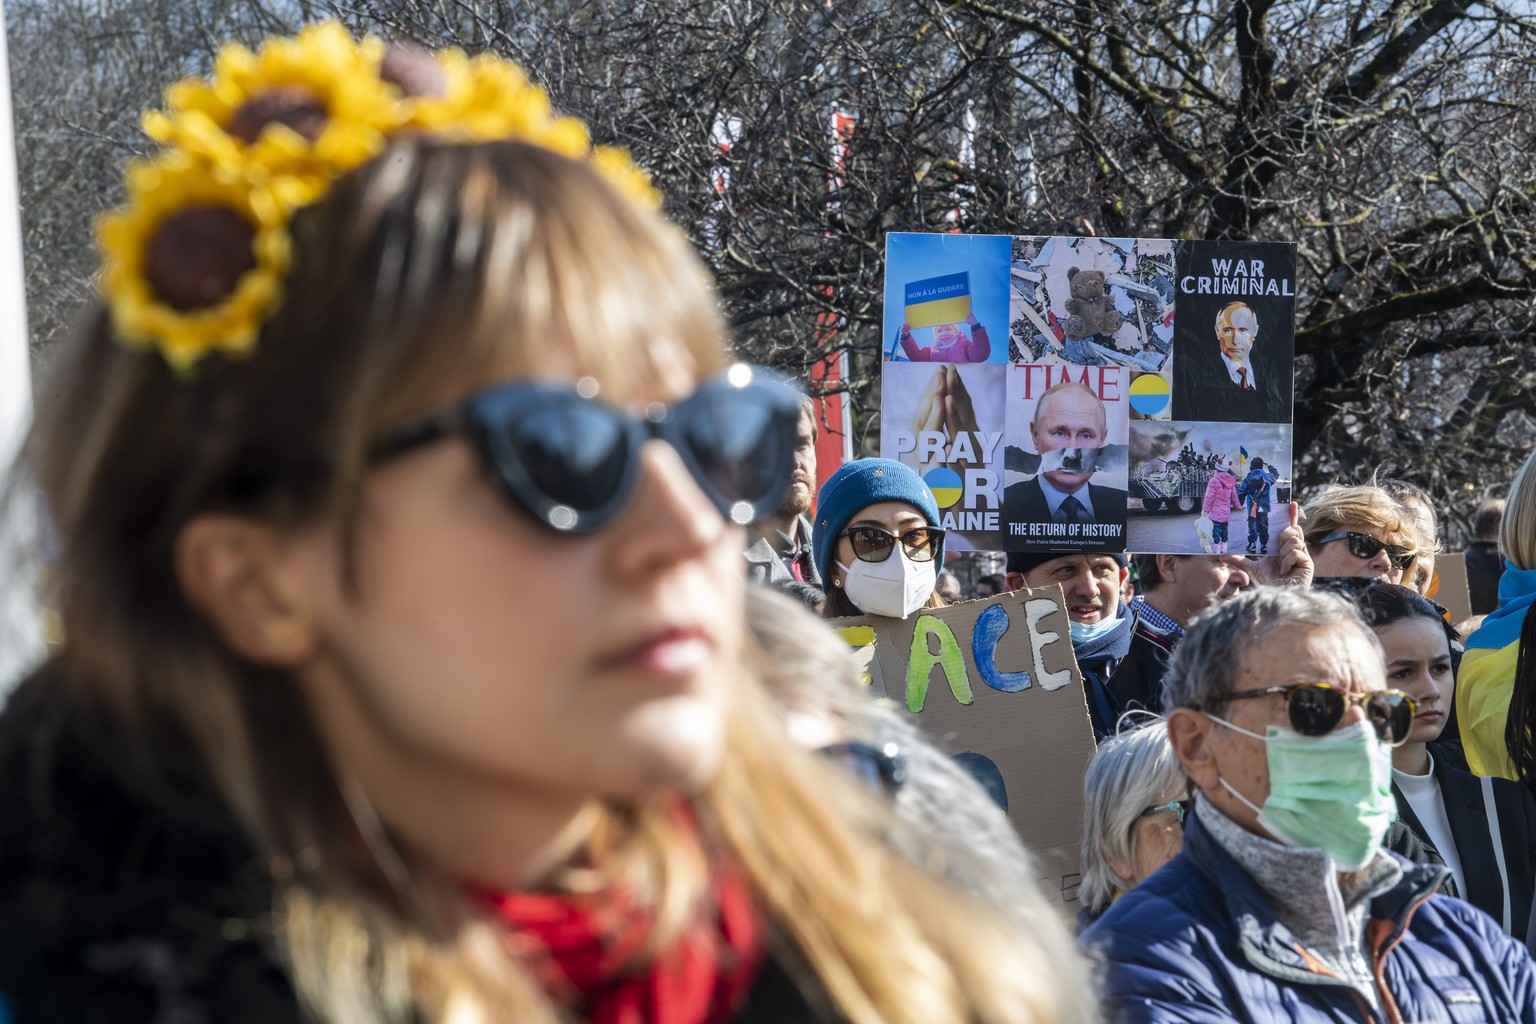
[1208,715,1396,870]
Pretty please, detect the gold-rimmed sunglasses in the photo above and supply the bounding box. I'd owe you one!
[1210,682,1418,746]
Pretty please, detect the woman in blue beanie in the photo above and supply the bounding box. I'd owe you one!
[813,459,948,619]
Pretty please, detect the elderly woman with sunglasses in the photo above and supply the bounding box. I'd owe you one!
[0,26,1098,1024]
[1352,583,1536,939]
[1302,484,1419,585]
[1078,720,1189,930]
[814,459,949,619]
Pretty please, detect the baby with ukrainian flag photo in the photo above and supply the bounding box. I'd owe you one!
[883,233,1011,365]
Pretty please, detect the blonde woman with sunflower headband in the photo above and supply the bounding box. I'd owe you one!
[0,23,1095,1024]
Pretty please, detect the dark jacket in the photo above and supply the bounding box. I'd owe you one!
[1006,476,1128,524]
[1237,465,1278,512]
[1075,609,1136,740]
[0,670,295,1023]
[1104,608,1180,719]
[0,669,822,1023]
[1169,338,1291,424]
[1081,807,1536,1023]
[1466,541,1503,617]
[1392,757,1536,939]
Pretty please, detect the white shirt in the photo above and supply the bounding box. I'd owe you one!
[1393,754,1465,898]
[1220,352,1257,388]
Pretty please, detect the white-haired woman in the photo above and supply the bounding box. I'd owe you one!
[1078,719,1188,928]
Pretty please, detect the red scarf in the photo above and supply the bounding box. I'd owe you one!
[480,868,762,1024]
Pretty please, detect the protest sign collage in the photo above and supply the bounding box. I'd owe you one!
[882,232,1297,557]
[871,233,1299,909]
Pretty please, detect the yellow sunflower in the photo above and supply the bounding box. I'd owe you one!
[401,50,657,206]
[142,21,399,186]
[99,24,665,371]
[591,145,663,209]
[97,152,290,373]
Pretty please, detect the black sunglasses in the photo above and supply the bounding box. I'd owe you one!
[1212,682,1419,746]
[1316,530,1416,572]
[817,741,906,797]
[370,366,802,534]
[838,525,945,564]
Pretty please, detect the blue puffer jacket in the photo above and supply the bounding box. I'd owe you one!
[1081,808,1536,1022]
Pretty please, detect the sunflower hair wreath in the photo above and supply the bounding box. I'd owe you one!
[96,21,660,373]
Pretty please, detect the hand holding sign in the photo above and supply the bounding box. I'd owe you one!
[1247,503,1312,588]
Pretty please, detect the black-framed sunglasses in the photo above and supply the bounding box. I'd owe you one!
[837,525,945,564]
[1211,682,1419,746]
[370,365,802,534]
[1315,530,1416,572]
[1137,799,1192,829]
[817,741,906,798]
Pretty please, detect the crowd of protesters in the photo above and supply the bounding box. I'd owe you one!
[5,20,1536,1024]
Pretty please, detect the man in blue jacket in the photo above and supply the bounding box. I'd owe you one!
[1236,456,1279,555]
[1081,586,1536,1023]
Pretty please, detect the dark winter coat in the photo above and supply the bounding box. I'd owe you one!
[1081,807,1536,1023]
[1237,465,1279,513]
[0,669,295,1023]
[0,668,823,1023]
[1392,757,1536,940]
[1103,611,1181,719]
[1074,608,1136,741]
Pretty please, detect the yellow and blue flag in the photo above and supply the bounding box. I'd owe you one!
[904,271,971,329]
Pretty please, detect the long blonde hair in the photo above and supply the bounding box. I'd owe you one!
[1503,449,1536,571]
[28,139,1092,1023]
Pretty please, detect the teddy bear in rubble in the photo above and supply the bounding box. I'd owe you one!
[1061,266,1124,341]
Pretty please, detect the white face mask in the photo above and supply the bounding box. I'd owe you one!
[839,547,937,619]
[1070,614,1121,644]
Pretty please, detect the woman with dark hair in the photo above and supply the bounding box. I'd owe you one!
[813,458,948,620]
[1356,582,1536,937]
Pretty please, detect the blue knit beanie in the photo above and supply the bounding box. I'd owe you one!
[812,458,944,585]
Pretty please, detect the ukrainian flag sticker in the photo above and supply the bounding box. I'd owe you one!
[924,466,964,509]
[1129,373,1171,417]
